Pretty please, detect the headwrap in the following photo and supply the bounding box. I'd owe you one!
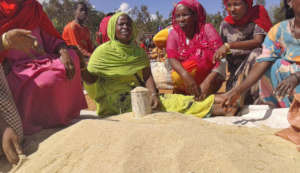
[168,0,222,68]
[223,0,272,32]
[0,0,61,38]
[87,12,149,77]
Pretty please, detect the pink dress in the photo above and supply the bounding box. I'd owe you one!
[5,27,87,135]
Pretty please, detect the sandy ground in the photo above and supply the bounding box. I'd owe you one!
[1,112,299,173]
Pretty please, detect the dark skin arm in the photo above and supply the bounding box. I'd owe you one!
[57,46,76,80]
[71,47,98,84]
[0,117,22,164]
[214,34,265,62]
[143,67,160,109]
[199,72,224,100]
[168,58,201,98]
[220,61,272,107]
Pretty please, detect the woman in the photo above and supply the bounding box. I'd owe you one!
[214,0,272,104]
[166,0,225,100]
[83,12,238,118]
[220,0,300,108]
[0,0,87,135]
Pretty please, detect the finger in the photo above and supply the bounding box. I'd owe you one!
[15,29,32,35]
[3,140,19,164]
[288,87,295,96]
[12,136,23,155]
[23,32,38,42]
[278,84,288,97]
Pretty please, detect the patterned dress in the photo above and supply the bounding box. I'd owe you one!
[0,64,23,140]
[220,21,267,104]
[257,18,300,108]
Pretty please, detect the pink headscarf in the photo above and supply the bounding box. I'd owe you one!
[168,0,222,67]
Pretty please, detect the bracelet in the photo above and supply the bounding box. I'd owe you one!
[1,32,10,50]
[224,42,231,53]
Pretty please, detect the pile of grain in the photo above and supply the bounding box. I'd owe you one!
[1,112,300,173]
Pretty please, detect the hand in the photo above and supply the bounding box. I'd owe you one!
[3,29,44,56]
[2,127,23,164]
[150,94,160,110]
[182,72,201,98]
[198,85,209,101]
[275,74,299,97]
[218,90,240,108]
[59,48,75,80]
[213,45,227,64]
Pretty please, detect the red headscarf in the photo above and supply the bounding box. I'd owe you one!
[0,0,61,38]
[97,15,112,44]
[223,0,272,32]
[171,0,206,48]
[169,0,223,85]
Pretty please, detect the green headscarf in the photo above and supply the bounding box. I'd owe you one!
[87,12,149,77]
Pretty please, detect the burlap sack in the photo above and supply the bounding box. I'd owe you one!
[150,61,174,90]
[276,94,300,151]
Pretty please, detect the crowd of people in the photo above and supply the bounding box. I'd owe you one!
[0,0,299,165]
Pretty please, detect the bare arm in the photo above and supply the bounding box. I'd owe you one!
[143,67,159,109]
[214,34,265,62]
[221,61,272,107]
[228,34,265,50]
[200,72,224,100]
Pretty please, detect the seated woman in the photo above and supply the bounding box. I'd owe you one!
[214,0,272,104]
[82,12,238,118]
[219,0,300,108]
[1,0,87,135]
[167,0,225,100]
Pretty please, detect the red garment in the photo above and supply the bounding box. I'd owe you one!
[223,0,272,32]
[0,0,61,38]
[167,0,222,86]
[97,16,111,44]
[0,0,61,63]
[62,21,93,57]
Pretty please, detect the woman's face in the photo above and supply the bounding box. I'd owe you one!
[174,4,196,32]
[226,0,248,21]
[115,15,132,44]
[291,0,300,16]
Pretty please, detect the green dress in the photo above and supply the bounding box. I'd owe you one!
[85,12,214,118]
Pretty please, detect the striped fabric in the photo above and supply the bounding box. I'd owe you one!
[0,64,23,140]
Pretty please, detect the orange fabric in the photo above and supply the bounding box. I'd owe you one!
[276,94,300,151]
[171,60,204,92]
[62,21,93,57]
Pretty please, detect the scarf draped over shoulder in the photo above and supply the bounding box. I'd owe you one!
[87,12,149,78]
[223,0,272,32]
